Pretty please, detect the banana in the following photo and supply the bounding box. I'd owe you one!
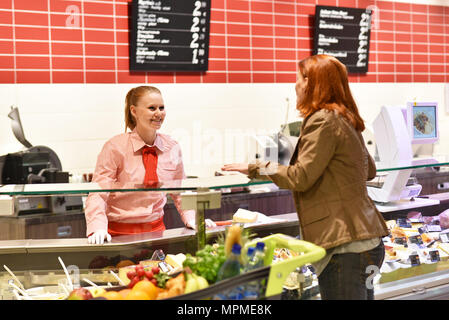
[184,273,199,294]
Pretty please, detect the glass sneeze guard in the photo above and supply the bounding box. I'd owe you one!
[0,175,274,251]
[0,175,273,196]
[376,155,449,172]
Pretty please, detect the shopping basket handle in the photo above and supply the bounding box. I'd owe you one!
[244,233,326,297]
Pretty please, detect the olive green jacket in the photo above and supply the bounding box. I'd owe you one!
[249,109,389,250]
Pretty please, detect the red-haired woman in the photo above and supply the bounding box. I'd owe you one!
[222,55,388,299]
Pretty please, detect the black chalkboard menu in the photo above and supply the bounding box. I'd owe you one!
[130,0,211,72]
[313,5,372,73]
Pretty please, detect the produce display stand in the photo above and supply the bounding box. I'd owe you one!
[98,234,325,300]
[1,178,325,300]
[170,233,325,299]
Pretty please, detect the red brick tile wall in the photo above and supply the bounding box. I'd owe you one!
[0,0,447,83]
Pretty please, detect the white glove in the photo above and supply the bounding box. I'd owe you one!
[186,219,216,230]
[87,230,112,245]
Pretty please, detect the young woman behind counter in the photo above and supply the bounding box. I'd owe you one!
[85,86,215,245]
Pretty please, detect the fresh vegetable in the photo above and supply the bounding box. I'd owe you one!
[195,274,209,289]
[153,271,171,288]
[152,266,160,274]
[126,264,161,288]
[184,272,199,294]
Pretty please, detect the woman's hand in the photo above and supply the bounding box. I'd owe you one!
[186,219,217,230]
[87,230,112,245]
[221,163,249,175]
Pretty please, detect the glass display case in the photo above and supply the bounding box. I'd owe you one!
[2,161,449,300]
[0,175,303,299]
[371,159,449,299]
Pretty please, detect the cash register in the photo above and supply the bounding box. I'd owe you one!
[0,106,83,216]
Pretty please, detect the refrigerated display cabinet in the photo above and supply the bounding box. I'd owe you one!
[3,162,449,299]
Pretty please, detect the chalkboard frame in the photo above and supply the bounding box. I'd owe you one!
[129,0,211,72]
[313,5,372,74]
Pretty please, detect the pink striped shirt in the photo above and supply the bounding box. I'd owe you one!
[84,129,195,236]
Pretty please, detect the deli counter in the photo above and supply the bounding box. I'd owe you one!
[3,166,449,300]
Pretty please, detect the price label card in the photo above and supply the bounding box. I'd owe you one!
[409,254,420,266]
[130,0,211,71]
[429,250,440,262]
[397,218,412,228]
[394,237,407,245]
[409,235,423,245]
[409,217,424,223]
[158,261,170,273]
[427,225,442,232]
[440,233,449,243]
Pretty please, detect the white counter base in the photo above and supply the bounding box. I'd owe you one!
[376,197,440,213]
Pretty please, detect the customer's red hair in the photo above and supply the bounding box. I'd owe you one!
[296,54,365,132]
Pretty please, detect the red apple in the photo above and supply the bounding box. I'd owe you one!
[67,287,93,300]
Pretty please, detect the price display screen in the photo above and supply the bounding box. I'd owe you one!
[313,5,372,73]
[130,0,211,72]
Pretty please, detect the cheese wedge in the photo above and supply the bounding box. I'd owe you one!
[233,208,258,223]
[438,243,449,255]
[165,253,186,270]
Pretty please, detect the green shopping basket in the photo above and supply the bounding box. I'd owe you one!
[170,233,326,299]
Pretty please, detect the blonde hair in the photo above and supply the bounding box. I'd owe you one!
[124,86,161,131]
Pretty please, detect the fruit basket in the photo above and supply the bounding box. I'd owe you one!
[167,233,326,299]
[50,232,324,301]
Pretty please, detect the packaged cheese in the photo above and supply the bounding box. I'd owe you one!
[164,253,186,270]
[139,259,161,268]
[438,243,449,255]
[233,208,258,223]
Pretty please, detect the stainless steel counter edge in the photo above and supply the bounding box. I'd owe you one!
[0,213,299,254]
[374,268,449,300]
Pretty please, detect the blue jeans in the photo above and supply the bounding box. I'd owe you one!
[317,241,385,300]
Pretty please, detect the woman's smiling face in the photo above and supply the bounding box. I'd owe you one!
[131,91,166,133]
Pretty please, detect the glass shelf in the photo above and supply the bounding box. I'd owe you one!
[2,157,449,196]
[376,156,449,172]
[0,175,273,196]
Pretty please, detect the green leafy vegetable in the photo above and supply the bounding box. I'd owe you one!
[183,244,226,284]
[154,272,171,289]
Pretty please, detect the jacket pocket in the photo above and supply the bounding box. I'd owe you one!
[301,202,331,226]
